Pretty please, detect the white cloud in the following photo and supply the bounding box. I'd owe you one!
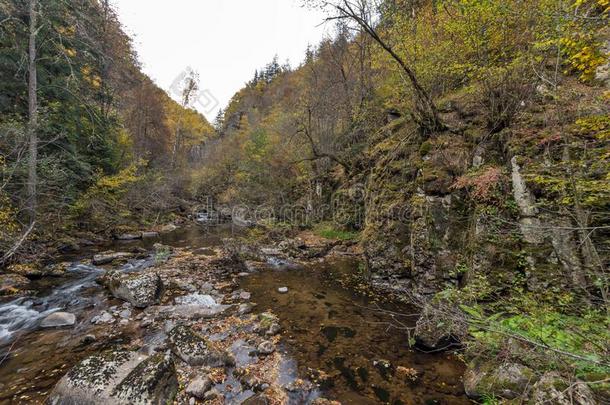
[112,0,330,121]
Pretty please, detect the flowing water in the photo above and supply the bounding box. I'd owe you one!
[240,259,468,405]
[0,224,468,404]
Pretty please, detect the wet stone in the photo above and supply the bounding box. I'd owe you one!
[40,312,76,329]
[185,375,212,399]
[257,340,275,355]
[48,349,177,405]
[99,270,164,308]
[168,324,233,367]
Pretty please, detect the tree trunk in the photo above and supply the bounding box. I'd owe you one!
[27,0,38,224]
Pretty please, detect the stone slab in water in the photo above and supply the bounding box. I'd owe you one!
[92,251,135,265]
[48,349,177,405]
[40,312,76,328]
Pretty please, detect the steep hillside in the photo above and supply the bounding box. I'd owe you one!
[0,0,214,260]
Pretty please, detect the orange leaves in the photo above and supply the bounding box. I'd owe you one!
[452,166,506,203]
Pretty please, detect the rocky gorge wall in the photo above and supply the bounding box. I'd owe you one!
[348,84,608,303]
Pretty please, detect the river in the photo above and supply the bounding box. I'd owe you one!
[0,224,469,404]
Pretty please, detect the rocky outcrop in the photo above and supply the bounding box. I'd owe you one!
[99,271,164,308]
[511,156,544,244]
[48,349,177,405]
[464,362,534,400]
[168,324,233,367]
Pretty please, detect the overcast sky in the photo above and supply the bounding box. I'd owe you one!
[112,0,330,121]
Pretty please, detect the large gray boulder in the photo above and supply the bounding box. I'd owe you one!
[168,324,233,367]
[48,349,177,405]
[40,312,76,329]
[99,271,164,308]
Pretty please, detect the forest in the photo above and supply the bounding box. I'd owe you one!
[0,0,609,404]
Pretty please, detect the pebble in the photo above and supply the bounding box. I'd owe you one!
[257,340,275,355]
[239,291,251,300]
[278,287,289,294]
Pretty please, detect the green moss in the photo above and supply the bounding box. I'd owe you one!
[313,223,360,241]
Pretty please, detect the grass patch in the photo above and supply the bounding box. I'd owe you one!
[464,304,610,378]
[313,223,360,241]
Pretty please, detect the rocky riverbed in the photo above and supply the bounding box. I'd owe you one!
[0,225,470,404]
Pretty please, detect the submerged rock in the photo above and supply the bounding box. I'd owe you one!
[48,349,177,405]
[168,324,233,367]
[92,252,135,266]
[99,271,164,308]
[40,312,76,328]
[464,362,534,400]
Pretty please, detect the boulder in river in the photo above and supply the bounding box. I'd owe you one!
[99,270,164,308]
[48,349,177,405]
[168,324,233,367]
[40,312,76,328]
[92,251,135,266]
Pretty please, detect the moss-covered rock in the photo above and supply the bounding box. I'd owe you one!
[528,372,597,405]
[99,270,164,308]
[168,324,233,367]
[463,362,535,400]
[113,353,178,405]
[48,349,177,405]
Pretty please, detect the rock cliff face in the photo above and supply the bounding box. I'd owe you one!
[350,89,605,300]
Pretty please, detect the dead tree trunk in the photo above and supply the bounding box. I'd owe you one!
[26,0,38,224]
